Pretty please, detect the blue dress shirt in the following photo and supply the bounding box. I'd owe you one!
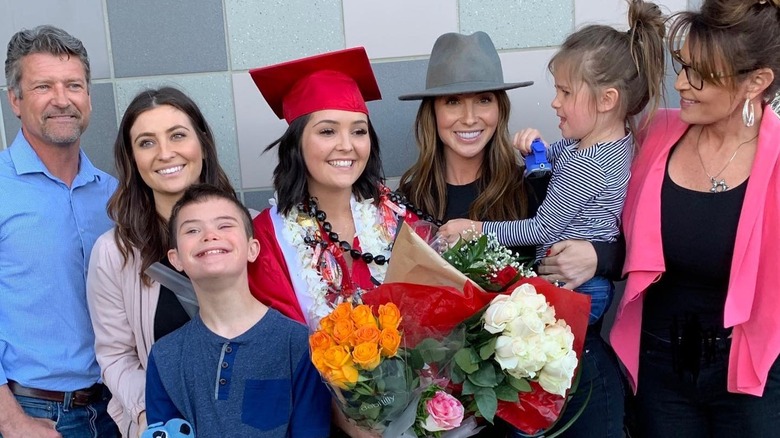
[0,130,117,391]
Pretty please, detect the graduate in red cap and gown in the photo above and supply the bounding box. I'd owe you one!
[247,48,419,332]
[247,46,425,438]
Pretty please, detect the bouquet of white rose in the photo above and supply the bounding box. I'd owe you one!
[364,278,590,436]
[483,284,579,397]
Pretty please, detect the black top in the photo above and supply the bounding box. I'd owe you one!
[642,155,747,340]
[154,256,191,342]
[443,181,480,222]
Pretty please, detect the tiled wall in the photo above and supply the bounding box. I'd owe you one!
[1,0,697,210]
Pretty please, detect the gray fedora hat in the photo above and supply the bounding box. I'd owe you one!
[398,31,533,101]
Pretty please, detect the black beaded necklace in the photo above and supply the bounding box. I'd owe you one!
[386,192,443,227]
[297,192,442,267]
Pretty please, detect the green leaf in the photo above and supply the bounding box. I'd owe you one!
[360,402,382,421]
[462,378,478,395]
[374,377,386,393]
[474,387,498,423]
[479,338,496,360]
[506,375,532,393]
[408,348,424,372]
[470,234,487,260]
[454,348,479,374]
[415,338,448,364]
[354,384,374,396]
[467,362,498,388]
[494,384,519,402]
[450,363,466,384]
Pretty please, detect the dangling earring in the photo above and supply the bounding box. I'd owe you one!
[742,98,755,127]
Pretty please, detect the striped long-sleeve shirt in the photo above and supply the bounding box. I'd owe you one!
[483,133,633,261]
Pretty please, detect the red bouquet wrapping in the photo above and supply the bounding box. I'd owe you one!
[363,277,590,435]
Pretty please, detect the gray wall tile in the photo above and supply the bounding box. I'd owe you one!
[114,74,241,188]
[225,0,345,70]
[106,0,227,77]
[243,189,275,212]
[82,83,119,175]
[369,59,428,178]
[1,90,14,148]
[460,0,573,50]
[1,83,117,175]
[0,93,5,150]
[664,51,681,109]
[0,0,112,86]
[343,0,458,59]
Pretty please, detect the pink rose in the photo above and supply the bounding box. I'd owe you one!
[421,391,465,432]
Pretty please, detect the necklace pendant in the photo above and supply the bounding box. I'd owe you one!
[318,248,343,288]
[710,177,729,193]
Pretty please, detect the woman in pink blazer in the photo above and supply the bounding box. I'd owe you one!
[87,87,234,437]
[610,1,780,436]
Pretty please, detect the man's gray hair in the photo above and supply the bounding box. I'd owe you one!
[5,25,90,98]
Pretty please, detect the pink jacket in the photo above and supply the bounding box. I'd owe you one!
[87,230,159,437]
[610,108,780,396]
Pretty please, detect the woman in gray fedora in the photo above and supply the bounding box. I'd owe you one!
[397,31,625,436]
[398,31,622,297]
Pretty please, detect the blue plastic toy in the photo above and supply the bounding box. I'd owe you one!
[524,138,552,179]
[142,419,195,438]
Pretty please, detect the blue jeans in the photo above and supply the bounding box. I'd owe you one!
[511,326,626,438]
[1,391,118,438]
[575,275,614,324]
[633,334,780,437]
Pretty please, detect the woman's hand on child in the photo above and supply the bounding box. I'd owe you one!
[537,240,597,290]
[513,128,546,156]
[438,219,483,245]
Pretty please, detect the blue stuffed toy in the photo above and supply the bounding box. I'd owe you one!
[524,138,552,179]
[141,418,195,438]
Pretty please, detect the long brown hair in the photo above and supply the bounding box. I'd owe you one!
[668,0,780,100]
[549,0,667,134]
[399,91,529,221]
[108,87,233,284]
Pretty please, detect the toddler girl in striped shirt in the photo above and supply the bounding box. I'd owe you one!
[440,2,666,324]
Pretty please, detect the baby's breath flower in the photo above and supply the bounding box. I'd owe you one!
[440,232,535,291]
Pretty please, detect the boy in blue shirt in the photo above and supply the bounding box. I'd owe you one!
[145,184,331,437]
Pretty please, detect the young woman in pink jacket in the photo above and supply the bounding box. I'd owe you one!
[86,87,234,437]
[610,0,780,435]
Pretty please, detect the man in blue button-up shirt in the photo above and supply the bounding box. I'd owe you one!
[0,26,118,438]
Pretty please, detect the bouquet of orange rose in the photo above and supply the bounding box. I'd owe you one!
[310,302,411,428]
[310,302,481,436]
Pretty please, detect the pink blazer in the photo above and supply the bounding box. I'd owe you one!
[610,108,780,396]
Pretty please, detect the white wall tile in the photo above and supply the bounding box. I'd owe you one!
[225,0,345,70]
[460,0,573,50]
[499,49,561,143]
[575,0,690,29]
[343,0,458,59]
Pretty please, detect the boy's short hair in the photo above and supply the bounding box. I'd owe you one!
[168,184,253,249]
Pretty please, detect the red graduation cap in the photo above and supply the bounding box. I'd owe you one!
[249,47,382,124]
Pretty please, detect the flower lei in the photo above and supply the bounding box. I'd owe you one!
[277,194,397,324]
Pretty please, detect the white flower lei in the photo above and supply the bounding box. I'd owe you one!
[276,196,393,324]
